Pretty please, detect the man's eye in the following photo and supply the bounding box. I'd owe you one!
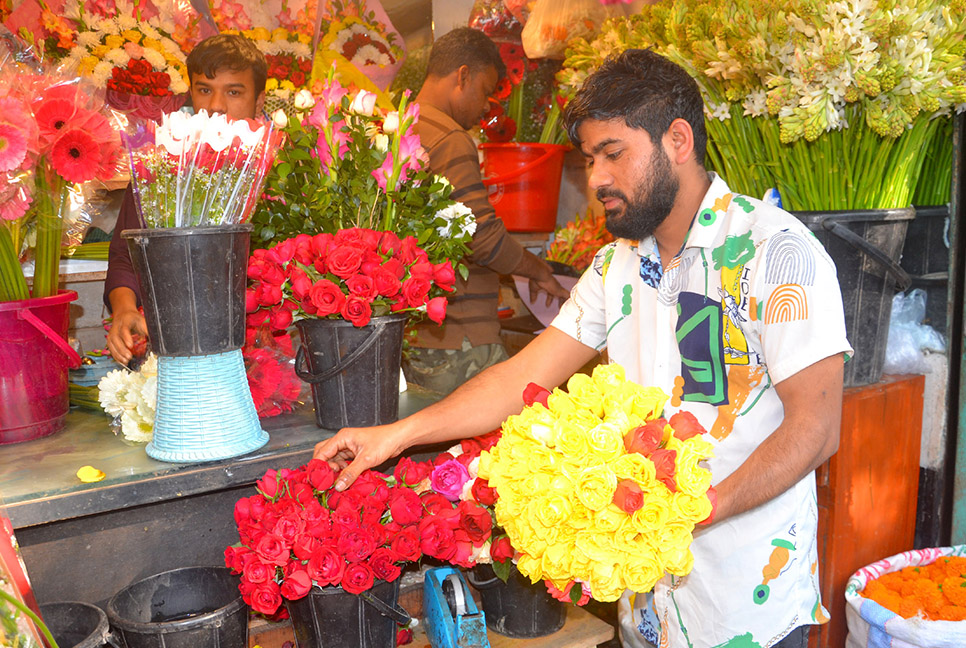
[606,150,622,161]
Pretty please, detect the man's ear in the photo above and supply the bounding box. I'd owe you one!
[455,64,472,90]
[255,90,266,117]
[666,118,696,166]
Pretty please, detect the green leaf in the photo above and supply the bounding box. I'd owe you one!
[569,584,583,605]
[492,559,512,583]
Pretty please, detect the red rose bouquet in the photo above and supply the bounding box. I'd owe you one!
[226,458,495,616]
[245,228,456,331]
[243,325,302,418]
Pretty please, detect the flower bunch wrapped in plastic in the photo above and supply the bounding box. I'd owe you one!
[0,52,123,302]
[319,0,404,90]
[545,209,613,273]
[243,325,302,418]
[246,227,457,330]
[478,364,716,603]
[250,75,476,273]
[97,353,158,443]
[124,109,283,227]
[225,459,494,615]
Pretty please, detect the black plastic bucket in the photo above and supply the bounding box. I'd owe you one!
[295,313,407,430]
[794,208,913,387]
[901,205,950,335]
[286,580,411,648]
[40,601,113,648]
[123,225,251,356]
[105,566,247,648]
[467,564,566,638]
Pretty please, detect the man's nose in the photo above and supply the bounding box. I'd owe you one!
[208,92,228,115]
[587,164,612,191]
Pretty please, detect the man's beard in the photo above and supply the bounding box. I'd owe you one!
[598,146,679,241]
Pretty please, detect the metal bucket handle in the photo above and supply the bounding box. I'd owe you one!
[465,568,502,590]
[481,146,560,186]
[294,319,390,384]
[821,218,912,291]
[359,589,412,625]
[17,306,82,369]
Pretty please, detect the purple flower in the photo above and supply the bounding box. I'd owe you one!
[430,460,470,502]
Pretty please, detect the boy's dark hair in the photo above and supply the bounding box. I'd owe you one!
[563,49,707,166]
[186,34,268,94]
[425,27,505,80]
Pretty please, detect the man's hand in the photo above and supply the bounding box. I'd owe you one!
[313,423,409,491]
[107,308,147,365]
[515,250,571,307]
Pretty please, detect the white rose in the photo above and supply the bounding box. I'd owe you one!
[382,111,399,134]
[271,109,289,129]
[349,89,377,116]
[294,88,315,110]
[373,133,389,152]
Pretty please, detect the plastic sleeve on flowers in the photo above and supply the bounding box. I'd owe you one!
[415,110,525,276]
[104,187,144,311]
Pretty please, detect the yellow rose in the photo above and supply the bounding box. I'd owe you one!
[142,38,162,52]
[676,462,713,498]
[632,492,670,532]
[265,78,279,91]
[541,543,575,584]
[251,27,272,41]
[296,33,311,45]
[594,504,628,534]
[622,553,665,593]
[576,465,617,511]
[671,491,713,523]
[663,544,695,576]
[548,472,576,495]
[629,387,669,422]
[532,493,574,530]
[92,44,110,58]
[104,35,125,49]
[590,362,626,386]
[546,388,576,417]
[516,553,544,585]
[121,29,141,44]
[525,443,559,477]
[78,56,99,75]
[589,560,625,602]
[567,501,596,530]
[271,27,290,42]
[656,520,694,553]
[683,435,715,458]
[586,421,625,463]
[611,453,657,486]
[477,451,492,480]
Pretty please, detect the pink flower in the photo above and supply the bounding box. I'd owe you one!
[426,297,447,325]
[430,459,471,502]
[0,123,28,172]
[0,177,32,221]
[33,97,76,146]
[50,129,103,183]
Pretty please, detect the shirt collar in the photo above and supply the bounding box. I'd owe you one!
[682,172,735,250]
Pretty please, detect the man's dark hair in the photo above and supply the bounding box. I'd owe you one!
[425,27,505,80]
[563,49,707,166]
[186,34,268,94]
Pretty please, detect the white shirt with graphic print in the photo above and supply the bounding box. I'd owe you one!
[551,174,852,648]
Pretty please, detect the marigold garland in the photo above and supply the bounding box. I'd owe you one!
[862,555,966,621]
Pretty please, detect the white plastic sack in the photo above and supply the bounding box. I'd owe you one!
[846,545,966,648]
[882,289,946,375]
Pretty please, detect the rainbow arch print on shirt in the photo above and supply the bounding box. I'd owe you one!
[763,284,808,324]
[764,231,816,286]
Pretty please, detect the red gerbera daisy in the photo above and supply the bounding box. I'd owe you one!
[33,98,77,145]
[49,128,102,183]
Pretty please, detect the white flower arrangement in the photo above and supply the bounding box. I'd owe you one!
[434,200,477,240]
[98,354,158,444]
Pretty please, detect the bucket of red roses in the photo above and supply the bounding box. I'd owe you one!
[246,78,477,430]
[465,364,716,631]
[119,109,283,462]
[225,456,497,647]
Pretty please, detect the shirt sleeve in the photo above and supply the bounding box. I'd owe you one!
[753,226,853,384]
[427,130,525,275]
[549,244,612,351]
[103,187,143,311]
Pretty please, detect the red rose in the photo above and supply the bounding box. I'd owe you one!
[280,569,312,600]
[490,535,514,563]
[250,581,283,615]
[471,478,498,506]
[292,533,320,561]
[274,513,306,544]
[255,533,290,566]
[613,479,644,513]
[433,262,456,291]
[397,628,414,645]
[341,562,375,595]
[268,238,297,264]
[669,411,706,441]
[401,277,431,308]
[303,501,331,537]
[394,458,431,486]
[311,232,334,261]
[290,70,306,86]
[368,547,402,582]
[309,279,345,316]
[390,527,421,561]
[327,245,365,279]
[382,257,405,279]
[449,529,476,568]
[269,306,293,331]
[241,559,273,586]
[245,289,258,313]
[341,295,372,327]
[337,526,378,562]
[389,487,423,526]
[418,517,457,561]
[254,282,282,308]
[307,546,344,587]
[224,545,249,573]
[289,267,313,300]
[426,297,447,325]
[307,460,336,491]
[371,266,402,298]
[522,382,551,407]
[346,274,377,300]
[650,448,678,492]
[625,419,667,456]
[293,233,315,265]
[457,500,492,544]
[257,470,283,498]
[408,261,433,281]
[396,236,422,265]
[378,231,401,255]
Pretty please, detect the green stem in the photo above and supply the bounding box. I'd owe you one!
[0,588,59,648]
[0,224,29,302]
[31,166,67,299]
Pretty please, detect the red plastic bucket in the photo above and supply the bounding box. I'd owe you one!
[480,143,567,233]
[0,290,81,444]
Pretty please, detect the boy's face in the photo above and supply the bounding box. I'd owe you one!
[454,65,499,131]
[189,67,264,120]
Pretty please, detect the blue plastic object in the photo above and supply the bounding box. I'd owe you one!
[148,349,268,463]
[423,567,489,648]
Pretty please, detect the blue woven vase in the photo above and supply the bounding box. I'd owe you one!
[148,349,268,463]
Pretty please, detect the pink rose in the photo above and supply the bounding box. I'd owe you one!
[430,459,471,501]
[426,297,447,325]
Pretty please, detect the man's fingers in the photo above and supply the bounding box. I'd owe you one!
[335,457,368,491]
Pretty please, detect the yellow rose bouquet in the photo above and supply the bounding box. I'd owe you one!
[477,364,717,603]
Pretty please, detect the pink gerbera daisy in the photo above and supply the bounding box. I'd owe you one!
[0,179,32,222]
[33,98,77,146]
[0,122,28,172]
[50,129,102,183]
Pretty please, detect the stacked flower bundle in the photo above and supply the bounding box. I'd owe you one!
[559,0,966,210]
[223,27,314,107]
[478,364,716,603]
[245,228,455,331]
[125,109,283,228]
[225,458,495,615]
[0,65,122,301]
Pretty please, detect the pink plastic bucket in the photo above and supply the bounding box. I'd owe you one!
[0,290,81,444]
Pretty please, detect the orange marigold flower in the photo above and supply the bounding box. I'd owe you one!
[942,576,966,607]
[898,598,923,619]
[867,590,903,615]
[938,604,966,622]
[878,572,904,590]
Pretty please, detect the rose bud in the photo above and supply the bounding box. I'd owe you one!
[669,411,706,441]
[624,419,666,456]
